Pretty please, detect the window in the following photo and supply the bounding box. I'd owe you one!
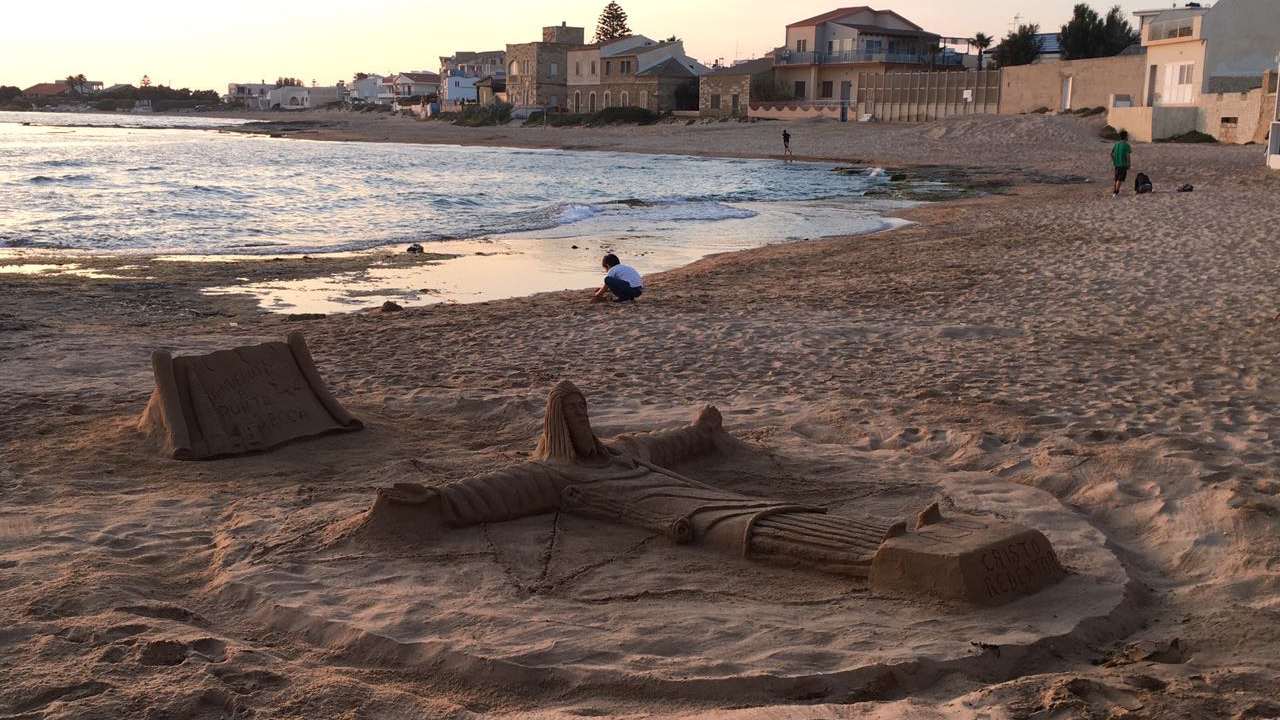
[605,61,612,76]
[731,94,740,114]
[589,91,597,112]
[710,94,721,110]
[591,60,597,75]
[796,39,807,52]
[639,90,648,108]
[621,91,629,106]
[821,81,833,99]
[1162,62,1196,104]
[575,61,581,76]
[550,63,558,77]
[863,39,883,53]
[827,40,834,54]
[794,81,806,99]
[574,91,581,112]
[604,91,611,107]
[621,60,631,74]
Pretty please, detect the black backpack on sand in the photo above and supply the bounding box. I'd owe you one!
[1135,173,1154,194]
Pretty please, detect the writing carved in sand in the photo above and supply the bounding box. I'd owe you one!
[139,333,362,460]
[366,380,1065,605]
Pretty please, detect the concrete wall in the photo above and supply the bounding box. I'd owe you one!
[860,70,1000,121]
[1106,106,1199,142]
[1199,87,1270,144]
[748,101,843,121]
[999,55,1145,115]
[1203,0,1280,87]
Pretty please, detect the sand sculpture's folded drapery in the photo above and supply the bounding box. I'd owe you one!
[139,333,362,460]
[367,381,1067,606]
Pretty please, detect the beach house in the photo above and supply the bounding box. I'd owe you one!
[439,51,506,108]
[391,72,440,100]
[699,58,777,118]
[226,83,274,108]
[506,22,585,110]
[1107,0,1280,143]
[349,74,384,105]
[566,36,707,113]
[772,7,959,105]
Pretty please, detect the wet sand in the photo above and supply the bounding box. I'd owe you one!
[2,114,1280,718]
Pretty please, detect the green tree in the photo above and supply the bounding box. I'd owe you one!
[993,24,1043,68]
[0,85,23,103]
[594,1,631,43]
[1061,4,1138,59]
[1101,6,1140,55]
[275,77,305,88]
[971,32,994,71]
[1060,4,1103,60]
[63,73,88,96]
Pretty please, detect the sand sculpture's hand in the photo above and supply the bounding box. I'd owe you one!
[369,483,450,540]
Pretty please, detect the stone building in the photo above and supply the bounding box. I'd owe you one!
[565,36,707,113]
[506,22,585,110]
[699,58,776,118]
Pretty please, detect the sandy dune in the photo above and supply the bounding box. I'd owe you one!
[2,114,1280,718]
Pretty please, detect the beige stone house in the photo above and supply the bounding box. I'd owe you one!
[773,6,957,104]
[1108,0,1280,143]
[699,58,776,118]
[506,23,585,110]
[566,36,706,113]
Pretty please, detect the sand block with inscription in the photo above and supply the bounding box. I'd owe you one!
[870,511,1066,606]
[139,333,362,460]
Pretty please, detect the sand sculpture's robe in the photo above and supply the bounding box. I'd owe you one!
[413,421,893,577]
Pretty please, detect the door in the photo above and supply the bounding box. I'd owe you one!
[1060,76,1073,112]
[1146,65,1158,106]
[840,81,852,101]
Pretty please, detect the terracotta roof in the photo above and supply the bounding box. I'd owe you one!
[833,23,938,40]
[22,82,68,96]
[787,6,924,32]
[399,72,440,83]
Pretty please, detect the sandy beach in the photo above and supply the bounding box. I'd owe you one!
[3,112,1280,719]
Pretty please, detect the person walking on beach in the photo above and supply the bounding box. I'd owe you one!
[592,253,644,303]
[782,129,793,162]
[1111,131,1132,197]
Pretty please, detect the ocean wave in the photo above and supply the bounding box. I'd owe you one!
[27,174,93,185]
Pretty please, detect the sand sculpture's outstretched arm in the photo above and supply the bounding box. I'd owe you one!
[607,406,732,468]
[369,463,573,537]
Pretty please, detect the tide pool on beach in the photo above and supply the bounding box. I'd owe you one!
[2,111,917,312]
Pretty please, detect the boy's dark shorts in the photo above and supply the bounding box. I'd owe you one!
[1114,166,1129,182]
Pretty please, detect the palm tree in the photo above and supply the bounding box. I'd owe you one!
[971,32,994,71]
[64,74,88,96]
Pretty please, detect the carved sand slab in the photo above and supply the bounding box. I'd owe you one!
[870,509,1067,606]
[139,333,361,460]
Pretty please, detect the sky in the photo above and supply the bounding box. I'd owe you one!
[1,0,1156,92]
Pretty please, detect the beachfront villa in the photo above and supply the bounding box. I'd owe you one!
[566,36,707,113]
[699,58,777,119]
[506,22,585,110]
[23,79,104,97]
[772,7,962,104]
[439,51,506,108]
[349,74,385,105]
[1107,0,1280,143]
[390,72,441,99]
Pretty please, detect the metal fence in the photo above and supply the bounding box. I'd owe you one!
[856,70,1001,122]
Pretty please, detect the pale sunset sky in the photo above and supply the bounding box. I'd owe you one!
[2,0,1153,91]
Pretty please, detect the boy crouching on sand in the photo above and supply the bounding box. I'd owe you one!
[592,253,644,303]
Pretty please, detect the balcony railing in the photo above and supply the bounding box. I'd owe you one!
[775,50,965,67]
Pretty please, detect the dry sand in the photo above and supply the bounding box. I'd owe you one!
[2,113,1280,719]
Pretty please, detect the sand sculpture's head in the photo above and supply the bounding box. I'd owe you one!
[532,380,610,465]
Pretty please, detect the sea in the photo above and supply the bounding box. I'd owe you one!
[0,111,915,312]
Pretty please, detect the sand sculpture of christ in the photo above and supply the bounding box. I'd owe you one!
[368,381,1066,605]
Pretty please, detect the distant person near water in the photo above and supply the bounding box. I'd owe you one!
[593,253,644,303]
[1112,131,1132,197]
[782,129,793,162]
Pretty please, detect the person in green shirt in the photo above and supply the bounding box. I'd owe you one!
[1111,131,1132,196]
